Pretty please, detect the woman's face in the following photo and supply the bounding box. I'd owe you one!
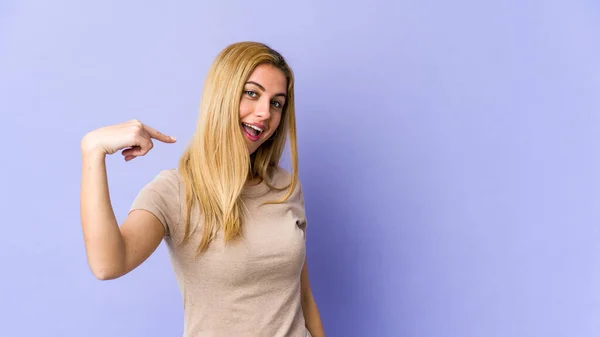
[239,64,287,154]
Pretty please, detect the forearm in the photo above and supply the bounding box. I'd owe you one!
[80,148,125,279]
[302,291,325,337]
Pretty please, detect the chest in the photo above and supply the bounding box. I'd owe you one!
[168,199,307,286]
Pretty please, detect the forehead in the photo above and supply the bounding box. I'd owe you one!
[246,64,287,92]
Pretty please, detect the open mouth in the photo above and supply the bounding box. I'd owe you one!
[241,122,264,140]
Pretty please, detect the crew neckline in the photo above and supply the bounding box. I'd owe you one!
[241,178,270,196]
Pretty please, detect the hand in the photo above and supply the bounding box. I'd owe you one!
[81,119,177,161]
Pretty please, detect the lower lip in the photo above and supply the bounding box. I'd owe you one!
[242,125,261,142]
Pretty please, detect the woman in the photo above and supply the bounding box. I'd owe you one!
[80,41,325,337]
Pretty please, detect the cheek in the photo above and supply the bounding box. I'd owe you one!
[239,100,251,119]
[270,113,283,130]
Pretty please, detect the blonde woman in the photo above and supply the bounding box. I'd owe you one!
[80,41,325,337]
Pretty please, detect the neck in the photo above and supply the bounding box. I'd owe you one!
[246,176,262,186]
[246,153,263,185]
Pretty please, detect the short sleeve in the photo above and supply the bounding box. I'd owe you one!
[129,169,180,237]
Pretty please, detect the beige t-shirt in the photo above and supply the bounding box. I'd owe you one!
[130,167,311,337]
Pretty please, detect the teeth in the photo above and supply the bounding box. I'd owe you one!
[243,123,263,133]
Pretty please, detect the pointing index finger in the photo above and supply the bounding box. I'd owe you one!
[143,124,176,143]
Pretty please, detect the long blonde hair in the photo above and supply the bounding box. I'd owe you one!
[178,41,299,254]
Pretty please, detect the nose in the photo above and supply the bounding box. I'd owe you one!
[254,98,271,121]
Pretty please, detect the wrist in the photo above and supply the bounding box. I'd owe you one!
[81,134,107,159]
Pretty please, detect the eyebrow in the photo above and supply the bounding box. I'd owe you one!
[245,81,287,98]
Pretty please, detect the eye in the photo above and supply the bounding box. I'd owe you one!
[245,90,258,98]
[271,100,283,109]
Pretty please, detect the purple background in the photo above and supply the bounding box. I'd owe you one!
[1,1,599,336]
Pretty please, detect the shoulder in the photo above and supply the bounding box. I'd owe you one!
[269,166,298,187]
[268,165,305,198]
[140,168,182,194]
[153,168,182,187]
[270,165,292,185]
[132,168,182,208]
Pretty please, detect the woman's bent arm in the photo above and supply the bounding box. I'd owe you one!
[80,149,127,279]
[80,148,164,280]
